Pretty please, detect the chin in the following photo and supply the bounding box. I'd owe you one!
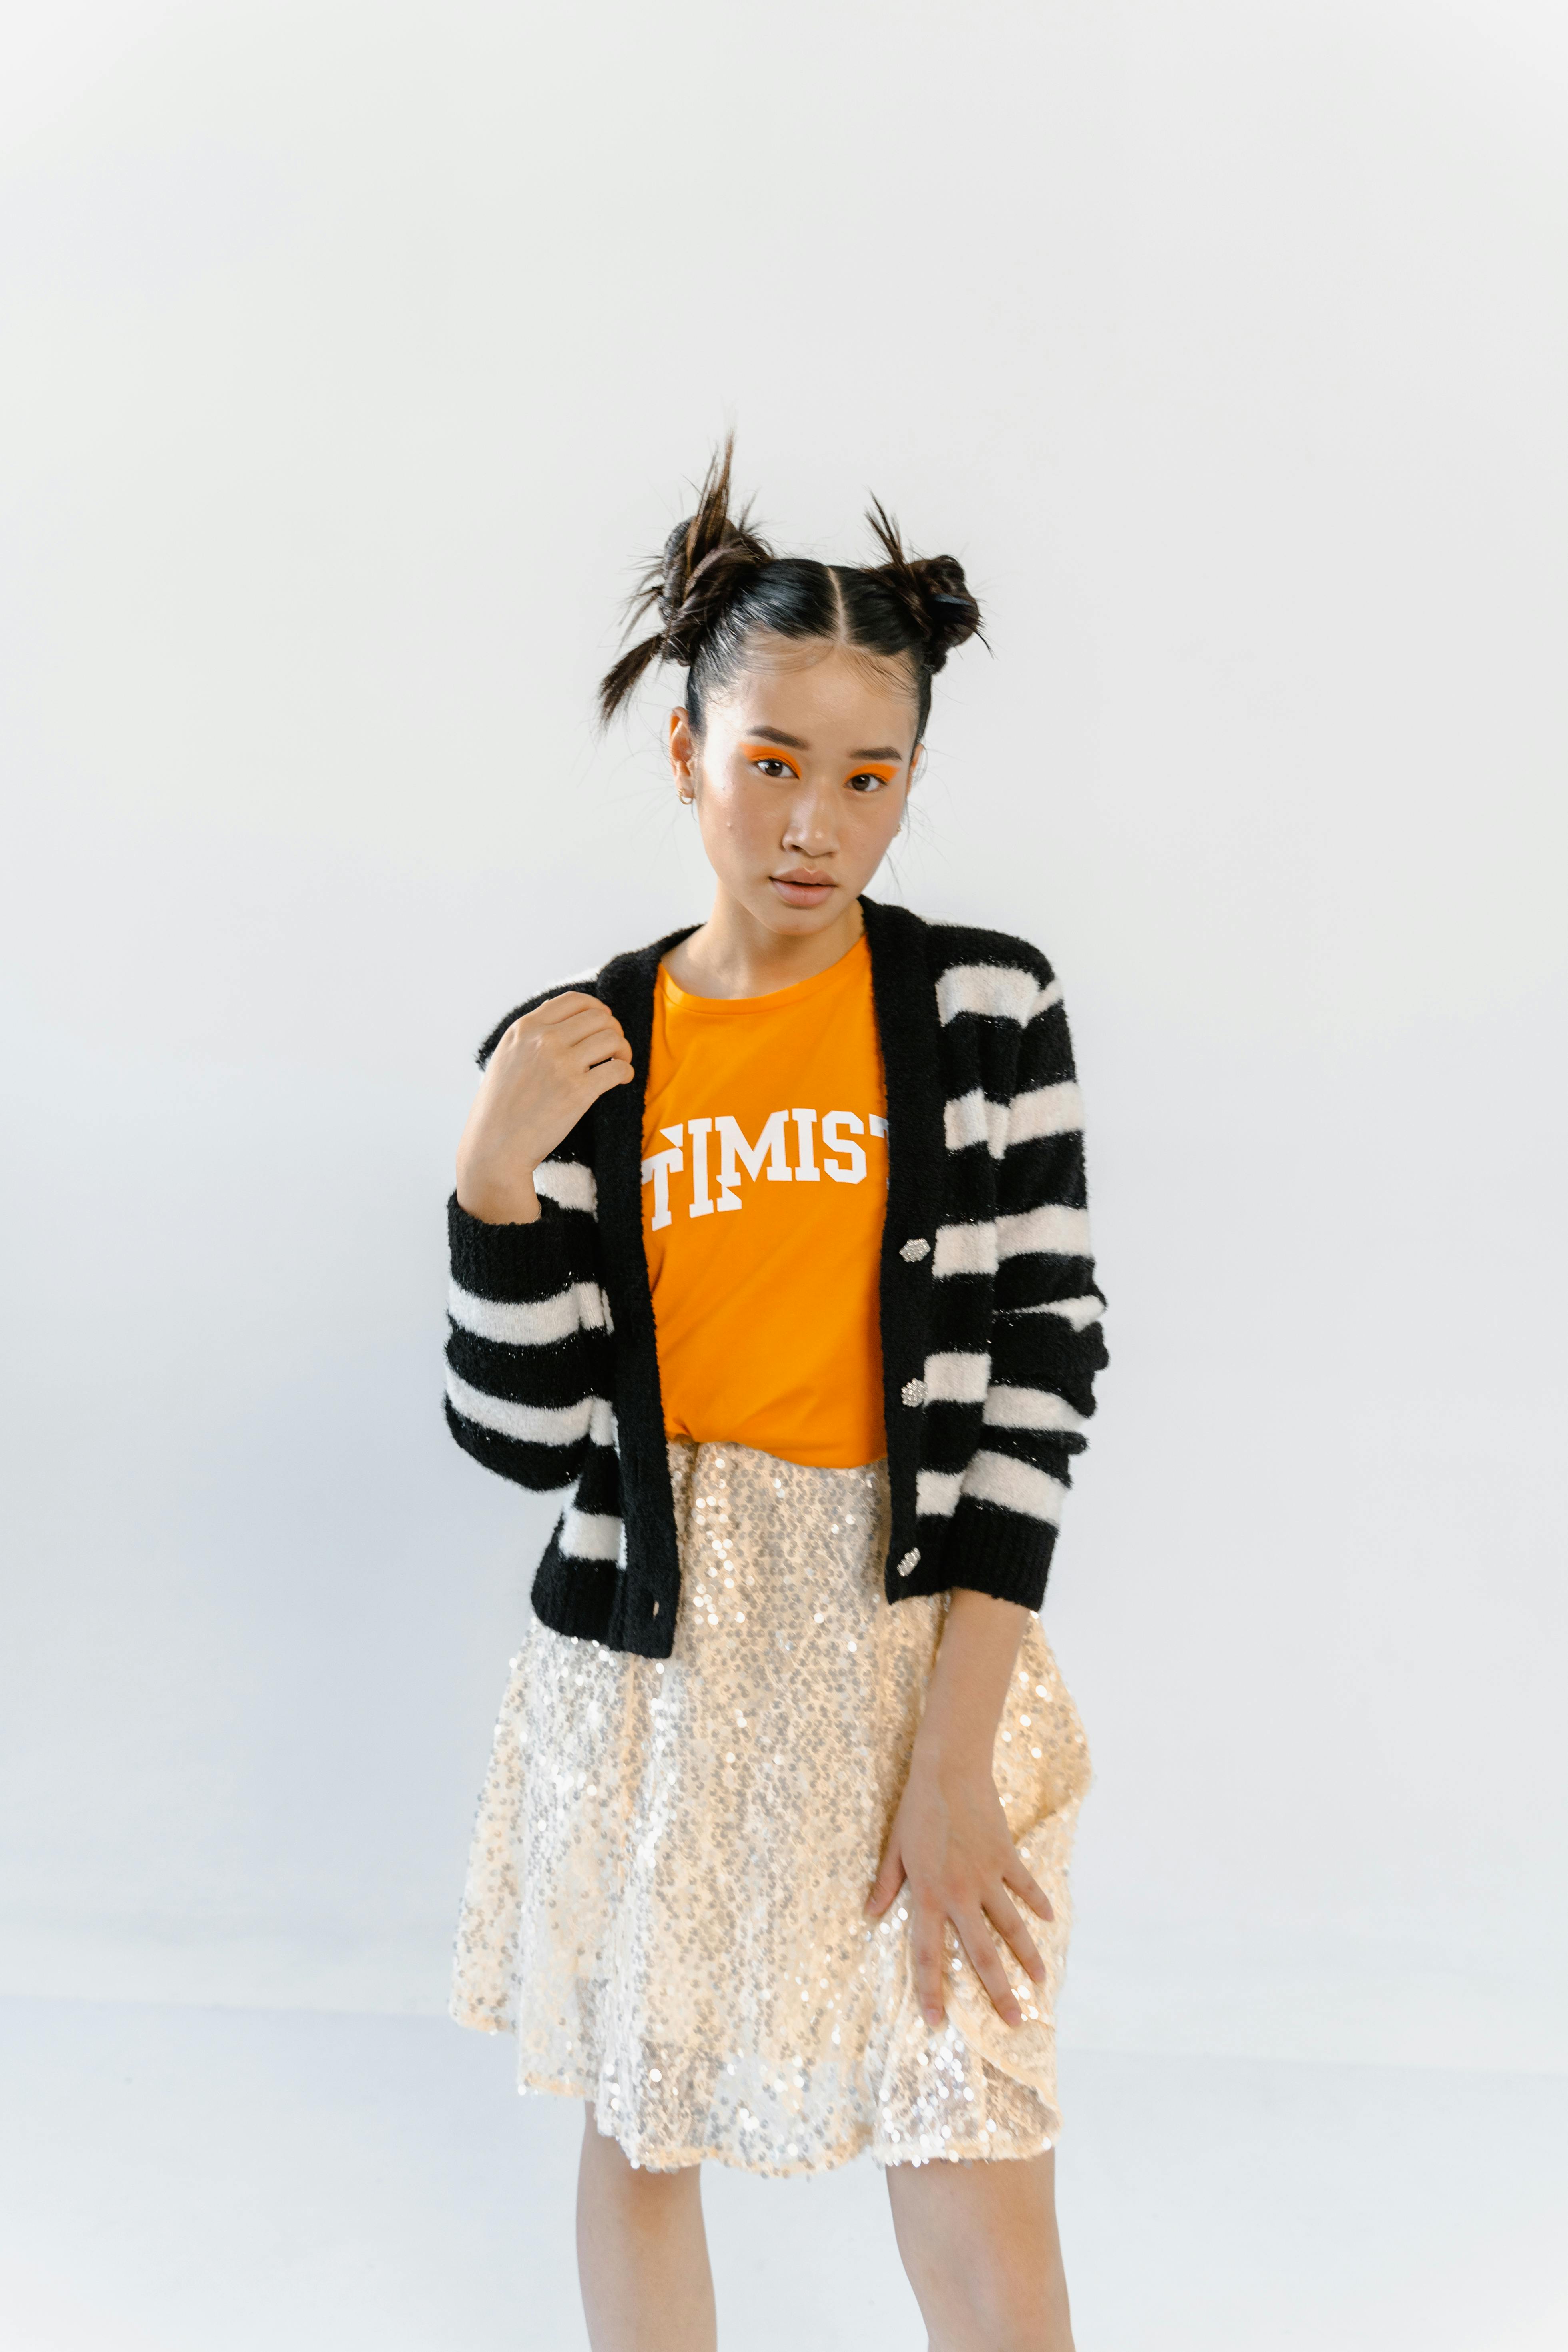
[758,895,843,931]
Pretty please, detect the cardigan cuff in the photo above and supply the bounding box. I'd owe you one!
[447,1191,573,1302]
[944,1498,1059,1614]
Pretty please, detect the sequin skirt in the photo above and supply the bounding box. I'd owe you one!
[450,1440,1091,2176]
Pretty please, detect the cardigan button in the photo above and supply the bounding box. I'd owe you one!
[899,1237,931,1263]
[896,1547,920,1578]
[901,1378,926,1408]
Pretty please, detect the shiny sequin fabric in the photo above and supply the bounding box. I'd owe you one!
[451,1440,1091,2176]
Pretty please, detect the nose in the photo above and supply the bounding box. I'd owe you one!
[781,781,839,858]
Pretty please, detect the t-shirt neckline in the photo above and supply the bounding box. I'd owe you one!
[658,930,869,1017]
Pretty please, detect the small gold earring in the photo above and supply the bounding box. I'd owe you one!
[678,788,695,805]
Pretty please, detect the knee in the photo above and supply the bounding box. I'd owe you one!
[897,2200,1072,2352]
[964,2269,1072,2352]
[924,2271,1071,2352]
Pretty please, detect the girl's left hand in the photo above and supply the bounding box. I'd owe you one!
[865,1753,1053,2031]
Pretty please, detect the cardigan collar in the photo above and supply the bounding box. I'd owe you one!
[858,898,946,1582]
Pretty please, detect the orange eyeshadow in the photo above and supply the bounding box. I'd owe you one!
[740,741,802,773]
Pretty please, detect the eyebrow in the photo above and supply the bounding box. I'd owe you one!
[744,727,905,760]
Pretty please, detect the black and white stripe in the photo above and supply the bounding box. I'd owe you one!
[445,897,1108,1660]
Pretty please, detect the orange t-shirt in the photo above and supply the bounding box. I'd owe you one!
[640,933,888,1469]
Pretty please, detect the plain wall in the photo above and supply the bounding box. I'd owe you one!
[2,0,1565,2065]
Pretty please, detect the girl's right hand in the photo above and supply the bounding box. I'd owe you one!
[455,992,634,1225]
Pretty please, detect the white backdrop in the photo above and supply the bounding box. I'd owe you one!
[2,0,1564,2071]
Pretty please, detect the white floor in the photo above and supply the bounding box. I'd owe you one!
[2,1997,1564,2351]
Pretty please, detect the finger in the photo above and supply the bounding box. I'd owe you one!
[537,1007,629,1059]
[864,1840,905,1919]
[911,1901,948,2031]
[543,1023,633,1079]
[983,1888,1045,1985]
[588,1056,636,1098]
[528,991,614,1027]
[955,1907,1023,2029]
[1003,1858,1055,1925]
[493,1008,602,1067]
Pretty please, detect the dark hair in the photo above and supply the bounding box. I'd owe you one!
[598,439,983,741]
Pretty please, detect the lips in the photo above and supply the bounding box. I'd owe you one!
[771,868,836,908]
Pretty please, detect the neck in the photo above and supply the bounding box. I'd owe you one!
[666,888,865,1001]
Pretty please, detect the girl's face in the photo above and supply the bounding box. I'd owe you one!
[668,637,922,938]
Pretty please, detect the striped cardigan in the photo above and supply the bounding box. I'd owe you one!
[445,896,1108,1660]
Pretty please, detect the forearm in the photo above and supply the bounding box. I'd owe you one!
[912,1589,1031,1777]
[456,1163,541,1223]
[456,1070,543,1223]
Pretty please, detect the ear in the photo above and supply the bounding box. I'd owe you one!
[907,741,926,790]
[668,708,698,803]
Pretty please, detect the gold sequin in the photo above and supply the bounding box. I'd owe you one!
[450,1441,1091,2176]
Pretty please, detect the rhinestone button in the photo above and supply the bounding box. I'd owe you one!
[896,1547,920,1578]
[899,1237,931,1263]
[900,1378,925,1408]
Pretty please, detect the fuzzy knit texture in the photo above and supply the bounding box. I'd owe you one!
[445,896,1109,1660]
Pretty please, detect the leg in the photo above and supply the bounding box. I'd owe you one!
[575,2103,717,2352]
[886,2146,1075,2352]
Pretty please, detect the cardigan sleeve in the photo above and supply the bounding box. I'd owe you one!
[443,1167,613,1492]
[947,970,1109,1610]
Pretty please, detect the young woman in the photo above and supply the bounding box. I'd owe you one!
[444,446,1107,2352]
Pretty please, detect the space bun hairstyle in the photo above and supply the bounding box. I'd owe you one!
[598,438,983,741]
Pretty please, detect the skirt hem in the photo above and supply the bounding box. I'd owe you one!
[517,2059,1057,2178]
[453,1996,1059,2178]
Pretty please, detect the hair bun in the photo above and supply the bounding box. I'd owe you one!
[657,508,769,668]
[904,553,983,668]
[864,501,984,674]
[599,438,771,722]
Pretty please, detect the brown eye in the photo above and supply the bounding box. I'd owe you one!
[752,757,795,780]
[848,771,888,793]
